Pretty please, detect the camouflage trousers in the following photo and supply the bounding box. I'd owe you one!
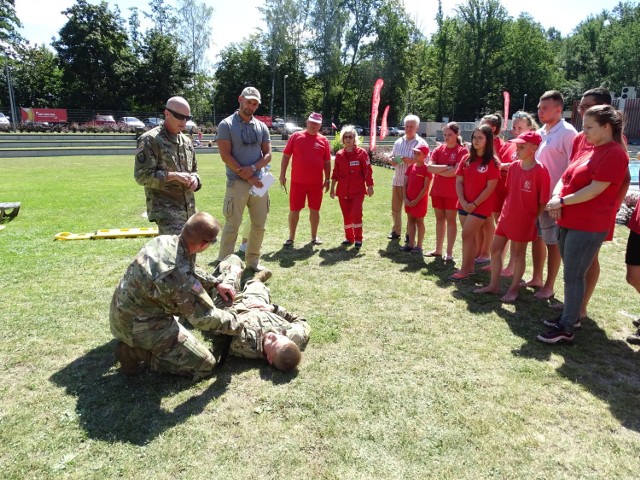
[111,254,247,380]
[156,216,188,235]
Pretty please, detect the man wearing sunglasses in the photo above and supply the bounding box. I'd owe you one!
[135,96,201,235]
[216,86,272,271]
[110,212,244,379]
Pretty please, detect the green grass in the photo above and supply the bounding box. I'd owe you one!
[1,154,640,479]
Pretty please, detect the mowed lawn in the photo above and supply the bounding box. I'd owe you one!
[1,152,640,479]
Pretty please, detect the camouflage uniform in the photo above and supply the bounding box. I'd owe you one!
[227,280,311,361]
[134,124,200,235]
[109,236,241,379]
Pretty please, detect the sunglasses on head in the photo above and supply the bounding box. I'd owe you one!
[512,112,529,119]
[166,108,192,121]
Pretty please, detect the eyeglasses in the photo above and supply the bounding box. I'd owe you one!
[166,108,193,121]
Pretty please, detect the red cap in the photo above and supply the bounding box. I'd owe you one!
[510,131,542,146]
[412,144,430,156]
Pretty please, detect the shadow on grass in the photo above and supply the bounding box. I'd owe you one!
[261,243,316,268]
[49,340,296,445]
[451,276,640,432]
[377,239,428,273]
[317,245,364,266]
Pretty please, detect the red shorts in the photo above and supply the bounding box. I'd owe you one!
[290,182,323,211]
[430,195,457,211]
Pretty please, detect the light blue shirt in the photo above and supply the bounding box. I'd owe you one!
[217,112,271,180]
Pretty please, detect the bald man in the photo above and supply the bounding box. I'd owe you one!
[135,96,201,234]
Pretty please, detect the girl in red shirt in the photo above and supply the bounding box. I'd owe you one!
[427,122,467,262]
[538,105,629,344]
[400,145,431,253]
[330,126,374,248]
[450,125,500,280]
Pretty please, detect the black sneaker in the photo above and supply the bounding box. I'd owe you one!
[632,318,640,328]
[543,315,581,329]
[387,231,401,240]
[536,325,575,344]
[341,240,354,246]
[354,241,362,249]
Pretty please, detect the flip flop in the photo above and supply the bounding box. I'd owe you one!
[425,251,442,257]
[448,272,470,281]
[311,238,323,245]
[283,239,294,247]
[475,257,490,264]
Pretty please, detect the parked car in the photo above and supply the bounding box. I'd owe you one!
[118,116,145,128]
[284,122,302,134]
[144,117,164,127]
[0,113,9,125]
[397,127,405,136]
[89,114,116,126]
[353,125,364,135]
[184,120,198,133]
[387,126,399,136]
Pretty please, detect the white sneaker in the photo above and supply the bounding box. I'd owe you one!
[239,242,247,253]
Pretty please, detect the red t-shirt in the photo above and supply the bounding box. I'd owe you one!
[331,146,373,198]
[405,163,431,218]
[497,161,551,242]
[629,201,640,234]
[430,144,468,199]
[493,137,506,157]
[283,131,331,185]
[455,156,501,217]
[558,141,629,232]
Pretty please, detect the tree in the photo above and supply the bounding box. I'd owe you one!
[11,43,62,107]
[131,29,191,112]
[0,0,22,51]
[144,0,177,35]
[53,0,136,110]
[176,0,213,78]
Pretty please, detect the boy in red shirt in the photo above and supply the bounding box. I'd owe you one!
[400,145,431,253]
[475,131,550,301]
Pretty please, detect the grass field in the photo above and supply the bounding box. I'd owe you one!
[1,153,640,479]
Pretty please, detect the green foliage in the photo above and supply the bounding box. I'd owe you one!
[11,44,62,107]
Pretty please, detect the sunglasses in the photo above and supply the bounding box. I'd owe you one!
[512,112,529,119]
[166,108,193,121]
[241,124,258,145]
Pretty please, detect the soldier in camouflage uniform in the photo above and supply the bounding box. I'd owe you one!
[110,212,244,379]
[135,96,200,235]
[226,280,311,372]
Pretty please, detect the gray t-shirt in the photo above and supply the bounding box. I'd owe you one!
[217,112,271,180]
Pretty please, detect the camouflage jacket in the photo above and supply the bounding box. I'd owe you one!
[229,305,310,359]
[134,125,201,223]
[110,235,240,345]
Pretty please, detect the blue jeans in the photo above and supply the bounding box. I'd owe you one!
[558,227,607,332]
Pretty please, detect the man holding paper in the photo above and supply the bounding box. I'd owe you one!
[216,86,272,271]
[279,112,332,247]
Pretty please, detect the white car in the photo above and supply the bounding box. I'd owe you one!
[285,122,302,133]
[0,113,10,125]
[119,116,145,128]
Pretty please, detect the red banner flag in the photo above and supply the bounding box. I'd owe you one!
[370,78,384,151]
[503,91,510,131]
[380,105,390,140]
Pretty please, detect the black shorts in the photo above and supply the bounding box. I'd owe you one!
[626,230,640,266]
[458,208,488,220]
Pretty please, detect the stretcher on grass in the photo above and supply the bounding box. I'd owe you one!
[54,227,159,241]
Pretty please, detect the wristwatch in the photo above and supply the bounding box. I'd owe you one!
[251,164,257,172]
[559,197,565,205]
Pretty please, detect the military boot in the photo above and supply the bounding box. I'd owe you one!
[252,268,272,284]
[115,341,151,376]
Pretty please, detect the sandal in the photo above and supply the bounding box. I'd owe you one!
[448,271,470,281]
[399,245,412,252]
[283,239,294,247]
[475,257,490,264]
[425,251,442,257]
[443,255,454,263]
[411,247,423,254]
[311,238,323,245]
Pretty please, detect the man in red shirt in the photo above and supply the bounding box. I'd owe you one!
[279,112,332,246]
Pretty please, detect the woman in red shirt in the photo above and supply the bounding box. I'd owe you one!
[427,122,467,262]
[330,125,374,249]
[449,124,500,280]
[537,105,629,344]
